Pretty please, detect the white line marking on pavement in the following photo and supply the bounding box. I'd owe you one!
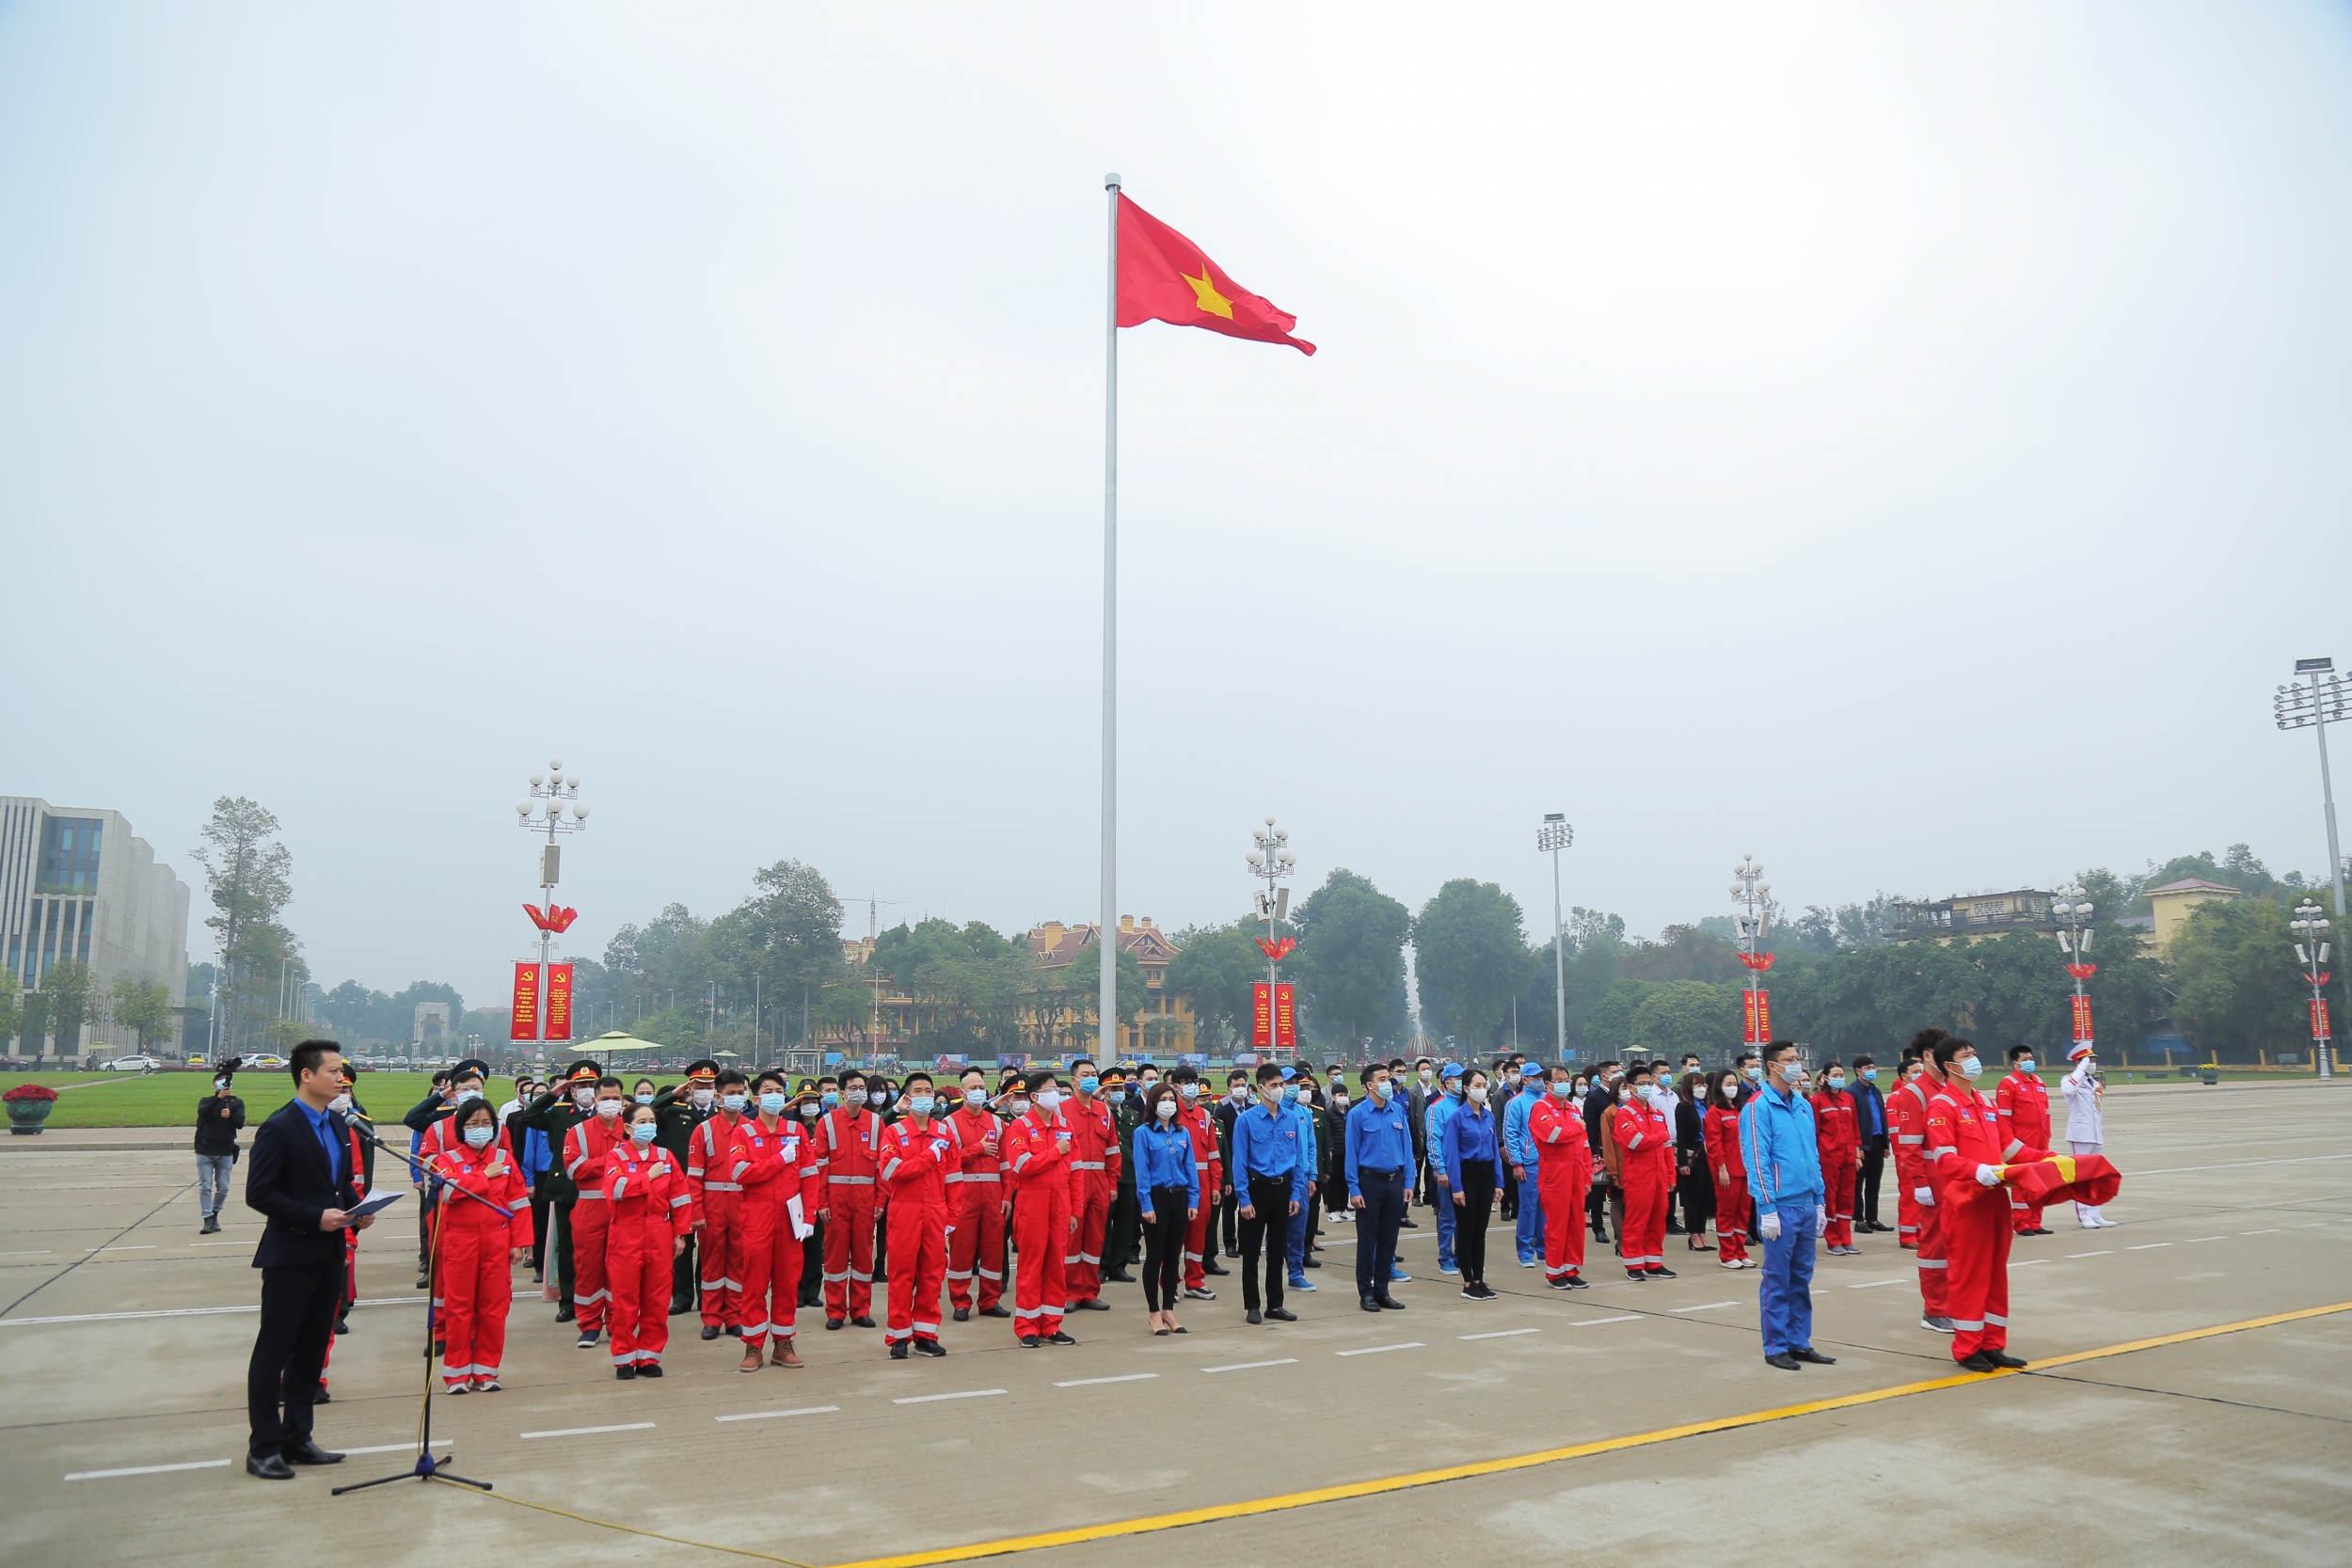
[2067,1251,2112,1259]
[1459,1328,1541,1340]
[89,1245,156,1252]
[2184,1237,2228,1243]
[1848,1280,1902,1290]
[714,1406,839,1423]
[2131,1153,2350,1178]
[0,1250,54,1257]
[65,1460,230,1481]
[2241,1229,2280,1236]
[1055,1373,1160,1387]
[2012,1259,2050,1266]
[343,1440,454,1455]
[0,1305,260,1327]
[2126,1243,2171,1251]
[520,1422,656,1440]
[891,1389,1005,1405]
[1336,1342,1423,1356]
[1671,1301,1742,1312]
[1566,1316,1640,1326]
[1203,1358,1297,1373]
[2291,1222,2329,1228]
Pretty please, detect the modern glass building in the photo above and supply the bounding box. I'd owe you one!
[0,798,191,1059]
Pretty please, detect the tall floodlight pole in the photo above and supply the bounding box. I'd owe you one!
[2052,880,2097,1062]
[1247,818,1295,988]
[2291,901,2334,1078]
[2273,658,2348,1078]
[1538,815,1573,1064]
[1730,855,1773,1060]
[1100,172,1121,1067]
[516,759,588,1064]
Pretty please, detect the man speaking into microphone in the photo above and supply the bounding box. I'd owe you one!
[244,1040,377,1480]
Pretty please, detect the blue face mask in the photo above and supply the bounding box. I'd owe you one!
[1859,1068,1877,1081]
[721,1093,747,1113]
[1370,1081,1391,1102]
[821,1090,841,1108]
[1549,1082,1572,1098]
[1743,1064,1764,1084]
[630,1122,657,1144]
[1954,1056,1983,1080]
[634,1092,655,1105]
[2016,1059,2036,1073]
[908,1095,935,1117]
[1077,1076,1100,1095]
[759,1091,788,1116]
[1281,1084,1298,1104]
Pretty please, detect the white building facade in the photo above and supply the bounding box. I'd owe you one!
[0,798,191,1057]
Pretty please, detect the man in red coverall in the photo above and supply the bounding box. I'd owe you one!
[733,1070,818,1370]
[1528,1069,1592,1288]
[945,1068,1009,1321]
[1177,1069,1224,1299]
[562,1076,629,1346]
[879,1070,958,1358]
[1002,1069,1078,1347]
[1060,1058,1120,1310]
[686,1069,755,1340]
[1812,1065,1860,1254]
[1997,1046,2055,1235]
[1611,1064,1677,1281]
[1891,1033,1953,1333]
[818,1069,882,1331]
[1925,1037,2035,1373]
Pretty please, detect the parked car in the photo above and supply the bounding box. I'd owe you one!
[246,1053,287,1069]
[105,1055,161,1072]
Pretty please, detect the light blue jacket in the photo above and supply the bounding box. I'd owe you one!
[1502,1085,1543,1167]
[1739,1084,1824,1210]
[1424,1091,1464,1185]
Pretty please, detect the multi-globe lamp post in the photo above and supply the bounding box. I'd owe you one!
[2051,881,2097,1061]
[1245,817,1297,1061]
[2274,659,2349,1076]
[1538,815,1572,1064]
[513,760,588,1062]
[2291,900,2335,1080]
[1730,855,1773,1056]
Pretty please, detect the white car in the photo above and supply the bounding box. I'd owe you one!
[105,1055,160,1072]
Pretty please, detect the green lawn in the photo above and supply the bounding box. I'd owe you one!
[24,1071,480,1129]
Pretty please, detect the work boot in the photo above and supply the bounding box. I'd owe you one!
[772,1340,803,1369]
[739,1343,765,1373]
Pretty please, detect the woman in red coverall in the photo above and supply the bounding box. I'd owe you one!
[604,1104,692,1380]
[734,1071,818,1372]
[428,1101,535,1393]
[1701,1072,1752,1270]
[1812,1065,1861,1255]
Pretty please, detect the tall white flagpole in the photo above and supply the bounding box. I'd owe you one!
[1100,172,1120,1062]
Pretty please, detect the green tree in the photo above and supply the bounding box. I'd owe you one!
[0,971,22,1050]
[1621,925,1747,984]
[1629,980,1743,1059]
[1290,869,1410,1054]
[190,798,299,1053]
[1057,940,1146,1049]
[1168,925,1265,1052]
[1413,879,1534,1058]
[2170,898,2305,1059]
[109,975,176,1049]
[35,958,98,1057]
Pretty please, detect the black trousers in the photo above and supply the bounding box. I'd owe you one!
[248,1261,341,1457]
[672,1229,696,1310]
[529,1188,550,1272]
[1500,1159,1518,1218]
[799,1217,826,1307]
[1355,1167,1405,1300]
[1677,1163,1715,1238]
[1141,1186,1188,1311]
[1454,1160,1497,1282]
[551,1200,576,1308]
[1105,1185,1141,1275]
[1237,1174,1293,1312]
[1220,1187,1239,1253]
[1857,1140,1886,1226]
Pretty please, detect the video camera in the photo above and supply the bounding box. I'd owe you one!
[215,1056,243,1090]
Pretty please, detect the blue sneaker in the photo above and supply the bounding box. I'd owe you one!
[1438,1261,1460,1275]
[1518,1254,1536,1268]
[1391,1264,1411,1281]
[1289,1275,1316,1291]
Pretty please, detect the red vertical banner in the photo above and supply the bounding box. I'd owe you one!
[1251,983,1273,1052]
[544,962,575,1042]
[2072,994,2094,1042]
[1273,983,1297,1052]
[2312,999,2331,1041]
[1741,989,1772,1045]
[510,963,542,1041]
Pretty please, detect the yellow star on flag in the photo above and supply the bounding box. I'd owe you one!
[1181,265,1234,319]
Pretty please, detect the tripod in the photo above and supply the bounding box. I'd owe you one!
[334,1131,510,1496]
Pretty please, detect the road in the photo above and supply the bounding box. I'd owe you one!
[1,1079,2345,1567]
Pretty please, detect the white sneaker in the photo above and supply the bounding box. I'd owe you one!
[2079,1217,2101,1228]
[1720,1258,1743,1270]
[2095,1215,2120,1228]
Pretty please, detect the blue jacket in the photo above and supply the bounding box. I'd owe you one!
[1130,1118,1200,1208]
[1230,1101,1311,1209]
[520,1124,552,1181]
[1343,1093,1416,1199]
[1502,1085,1543,1167]
[1850,1079,1888,1141]
[1425,1091,1464,1184]
[1290,1100,1319,1174]
[1739,1085,1824,1209]
[1442,1100,1500,1177]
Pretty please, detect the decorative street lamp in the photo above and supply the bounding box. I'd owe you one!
[2052,880,2097,1061]
[1538,815,1573,1065]
[2275,659,2349,1079]
[1245,817,1297,1060]
[2292,900,2334,1079]
[513,759,588,1061]
[1730,855,1773,1055]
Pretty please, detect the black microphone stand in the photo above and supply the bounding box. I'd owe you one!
[333,1129,514,1496]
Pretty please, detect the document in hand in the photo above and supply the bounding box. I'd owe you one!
[348,1190,405,1220]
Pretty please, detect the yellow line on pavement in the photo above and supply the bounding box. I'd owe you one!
[830,1301,2352,1568]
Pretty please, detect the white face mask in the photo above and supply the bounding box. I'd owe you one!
[572,1086,596,1107]
[463,1125,495,1148]
[1954,1056,1984,1080]
[1155,1100,1178,1119]
[1036,1089,1063,1112]
[596,1099,624,1119]
[328,1093,352,1115]
[690,1088,715,1108]
[1009,1098,1031,1116]
[1419,1069,1434,1084]
[798,1102,819,1118]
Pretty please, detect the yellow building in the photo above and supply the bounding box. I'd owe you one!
[2146,878,2241,950]
[1027,915,1197,1058]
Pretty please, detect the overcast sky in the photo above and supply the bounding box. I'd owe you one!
[5,3,2349,1007]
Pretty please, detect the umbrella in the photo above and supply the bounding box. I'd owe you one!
[581,1031,667,1054]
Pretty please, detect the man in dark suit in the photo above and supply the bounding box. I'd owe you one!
[244,1039,375,1480]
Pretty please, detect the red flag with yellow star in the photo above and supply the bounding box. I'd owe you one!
[1116,194,1314,356]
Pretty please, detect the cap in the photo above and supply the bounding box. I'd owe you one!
[685,1058,719,1080]
[1520,1062,1544,1079]
[565,1060,604,1082]
[1439,1061,1464,1081]
[452,1057,490,1080]
[2068,1042,2095,1062]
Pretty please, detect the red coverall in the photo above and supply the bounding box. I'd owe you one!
[1061,1095,1120,1303]
[1002,1109,1073,1340]
[1892,1076,1947,1315]
[1813,1085,1859,1248]
[1612,1101,1674,1275]
[1996,1070,2053,1233]
[1528,1096,1592,1282]
[1180,1101,1223,1291]
[686,1111,751,1329]
[733,1114,818,1351]
[945,1103,1007,1314]
[1702,1104,1750,1265]
[1927,1083,2032,1362]
[601,1137,691,1369]
[818,1105,883,1322]
[564,1114,627,1334]
[881,1115,959,1345]
[318,1119,368,1394]
[427,1142,533,1388]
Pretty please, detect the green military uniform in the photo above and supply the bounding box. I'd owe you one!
[1102,1072,1145,1282]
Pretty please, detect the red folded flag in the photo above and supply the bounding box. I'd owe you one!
[1117,194,1314,356]
[1997,1151,2122,1209]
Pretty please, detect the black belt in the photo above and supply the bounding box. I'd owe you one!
[1361,1166,1402,1178]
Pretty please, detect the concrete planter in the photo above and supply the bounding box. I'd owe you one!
[6,1099,56,1135]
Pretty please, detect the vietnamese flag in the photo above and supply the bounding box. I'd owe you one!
[1996,1151,2122,1210]
[1117,194,1314,356]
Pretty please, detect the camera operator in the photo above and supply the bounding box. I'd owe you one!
[195,1059,246,1234]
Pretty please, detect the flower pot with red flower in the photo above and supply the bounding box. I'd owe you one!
[5,1083,60,1134]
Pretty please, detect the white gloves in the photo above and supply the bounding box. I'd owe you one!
[1760,1211,1783,1242]
[787,1194,814,1241]
[1816,1204,1827,1232]
[1975,1164,2001,1187]
[1912,1185,1933,1206]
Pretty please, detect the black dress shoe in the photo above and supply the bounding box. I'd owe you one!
[701,1323,723,1340]
[725,1324,743,1338]
[311,1386,330,1403]
[851,1316,877,1329]
[953,1307,971,1323]
[1075,1298,1110,1311]
[1104,1270,1136,1283]
[1984,1351,2028,1369]
[1203,1260,1230,1275]
[246,1452,296,1481]
[979,1305,1011,1319]
[889,1341,910,1360]
[283,1439,343,1465]
[615,1364,637,1380]
[1266,1307,1296,1322]
[1247,1309,1263,1325]
[333,1318,348,1337]
[1790,1348,1836,1365]
[1399,1216,1420,1228]
[1764,1353,1802,1370]
[1375,1296,1406,1311]
[1046,1331,1077,1345]
[1957,1352,1999,1373]
[637,1363,663,1377]
[912,1338,947,1357]
[554,1307,576,1323]
[1360,1296,1383,1312]
[1303,1257,1322,1269]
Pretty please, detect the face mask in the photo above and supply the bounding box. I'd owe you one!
[1232,1087,1249,1103]
[573,1086,596,1107]
[634,1092,655,1105]
[1155,1100,1178,1119]
[464,1125,495,1148]
[1010,1098,1031,1116]
[1954,1056,1983,1080]
[691,1088,715,1108]
[759,1092,788,1116]
[908,1095,935,1117]
[799,1102,818,1118]
[214,1078,228,1091]
[630,1122,657,1145]
[455,1084,483,1101]
[1549,1082,1572,1098]
[965,1088,988,1108]
[2017,1059,2036,1073]
[1036,1090,1062,1112]
[1180,1082,1200,1100]
[1281,1085,1298,1104]
[868,1090,889,1107]
[1446,1084,1463,1100]
[1826,1075,1846,1090]
[1371,1081,1391,1102]
[1419,1069,1434,1084]
[1859,1069,1877,1082]
[1141,1079,1159,1092]
[1076,1076,1100,1095]
[596,1099,624,1119]
[1743,1065,1764,1084]
[1332,1095,1348,1110]
[721,1093,747,1113]
[328,1093,352,1115]
[820,1090,841,1107]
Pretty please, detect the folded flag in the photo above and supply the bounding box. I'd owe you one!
[1116,194,1314,356]
[1994,1152,2121,1209]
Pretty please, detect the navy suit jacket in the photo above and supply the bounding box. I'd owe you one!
[246,1100,362,1270]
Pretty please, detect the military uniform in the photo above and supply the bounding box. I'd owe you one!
[513,1060,604,1323]
[1102,1079,1145,1283]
